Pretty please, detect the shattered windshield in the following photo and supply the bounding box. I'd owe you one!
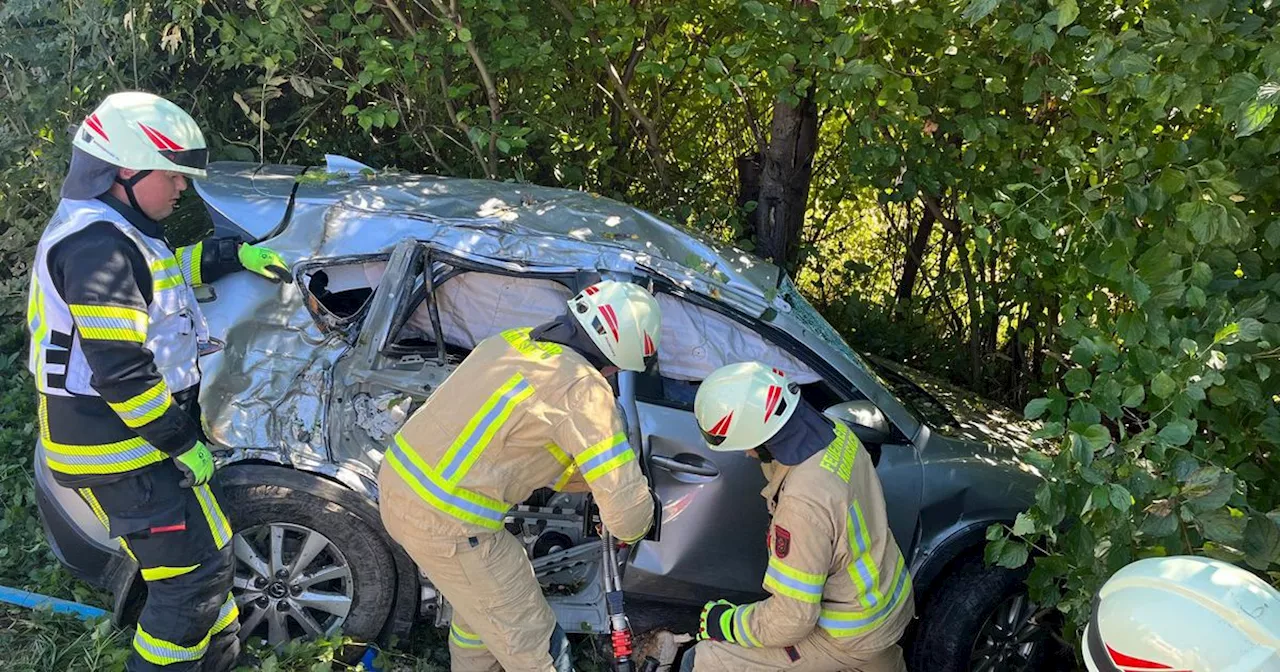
[777,276,875,374]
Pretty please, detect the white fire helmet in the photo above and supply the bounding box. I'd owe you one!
[72,91,208,179]
[1083,555,1280,672]
[694,362,800,452]
[568,280,661,372]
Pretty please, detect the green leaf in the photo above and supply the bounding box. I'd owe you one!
[1215,322,1240,343]
[1155,169,1186,195]
[458,27,473,42]
[1081,423,1111,451]
[997,540,1029,568]
[384,109,400,128]
[1109,484,1133,512]
[1012,512,1036,536]
[1239,318,1264,341]
[1244,514,1280,569]
[1237,101,1277,138]
[1065,368,1092,393]
[354,0,373,13]
[1186,286,1206,309]
[1158,421,1193,446]
[1197,508,1245,545]
[332,56,345,69]
[341,104,358,116]
[1258,363,1272,382]
[1151,372,1177,398]
[1056,0,1079,30]
[1142,511,1179,538]
[1122,384,1145,408]
[962,0,1002,24]
[1186,473,1235,513]
[1024,398,1052,420]
[1265,220,1280,249]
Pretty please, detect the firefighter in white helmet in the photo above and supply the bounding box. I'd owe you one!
[27,91,291,671]
[1084,555,1280,671]
[681,362,914,672]
[379,280,661,672]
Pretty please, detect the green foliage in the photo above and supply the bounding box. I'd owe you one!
[5,0,1280,663]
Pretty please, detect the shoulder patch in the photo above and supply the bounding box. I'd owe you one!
[773,525,791,558]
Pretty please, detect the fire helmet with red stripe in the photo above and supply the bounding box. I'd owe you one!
[693,362,800,452]
[72,91,208,179]
[568,280,661,372]
[1083,555,1280,672]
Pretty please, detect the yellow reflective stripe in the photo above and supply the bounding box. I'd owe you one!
[732,604,762,648]
[546,443,577,491]
[176,242,203,286]
[387,434,510,530]
[846,501,882,609]
[763,556,826,604]
[28,283,49,387]
[502,328,562,359]
[575,433,634,483]
[107,380,173,428]
[150,257,185,291]
[818,556,912,638]
[210,594,239,634]
[78,488,136,561]
[194,485,233,549]
[450,622,486,649]
[141,565,200,582]
[819,422,856,482]
[41,397,168,475]
[69,304,148,343]
[436,374,534,483]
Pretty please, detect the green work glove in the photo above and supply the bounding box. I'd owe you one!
[697,599,737,643]
[238,243,292,283]
[174,441,215,488]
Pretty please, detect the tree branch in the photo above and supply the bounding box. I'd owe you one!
[549,0,670,187]
[430,0,500,177]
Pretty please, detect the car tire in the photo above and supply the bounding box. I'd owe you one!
[220,469,397,651]
[907,553,1056,672]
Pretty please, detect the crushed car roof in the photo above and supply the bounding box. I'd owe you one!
[196,157,784,316]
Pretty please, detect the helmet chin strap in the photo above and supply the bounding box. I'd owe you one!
[114,170,152,213]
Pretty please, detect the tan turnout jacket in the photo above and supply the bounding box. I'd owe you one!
[379,327,653,542]
[729,420,914,653]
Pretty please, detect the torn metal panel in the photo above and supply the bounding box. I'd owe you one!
[350,392,413,443]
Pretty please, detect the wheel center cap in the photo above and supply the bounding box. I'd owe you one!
[267,581,289,599]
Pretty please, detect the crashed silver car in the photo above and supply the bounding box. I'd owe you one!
[35,155,1053,671]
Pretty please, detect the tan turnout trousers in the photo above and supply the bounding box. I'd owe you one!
[691,421,914,672]
[379,328,654,671]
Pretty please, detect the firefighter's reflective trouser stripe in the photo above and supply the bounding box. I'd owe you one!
[687,639,907,672]
[380,466,563,672]
[78,464,240,672]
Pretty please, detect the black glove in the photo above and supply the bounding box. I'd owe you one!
[697,600,736,643]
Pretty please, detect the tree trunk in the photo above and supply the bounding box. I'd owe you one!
[737,151,763,232]
[893,204,936,321]
[754,90,819,270]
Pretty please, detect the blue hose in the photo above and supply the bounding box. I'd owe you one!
[0,585,108,620]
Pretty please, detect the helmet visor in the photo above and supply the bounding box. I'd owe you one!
[699,426,729,447]
[161,147,208,172]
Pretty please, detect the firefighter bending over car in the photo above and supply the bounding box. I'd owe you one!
[26,91,290,671]
[681,362,915,672]
[378,280,662,672]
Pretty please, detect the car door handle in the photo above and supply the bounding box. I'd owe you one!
[651,454,720,477]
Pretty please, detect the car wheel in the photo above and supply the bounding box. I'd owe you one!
[220,472,397,649]
[907,553,1058,672]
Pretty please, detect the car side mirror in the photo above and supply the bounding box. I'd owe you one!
[823,400,893,445]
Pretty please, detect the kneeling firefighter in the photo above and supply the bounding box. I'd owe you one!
[27,91,291,671]
[378,280,662,672]
[682,362,914,672]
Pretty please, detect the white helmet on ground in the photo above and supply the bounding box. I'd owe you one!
[568,280,661,372]
[694,362,800,452]
[73,91,208,179]
[1083,555,1280,672]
